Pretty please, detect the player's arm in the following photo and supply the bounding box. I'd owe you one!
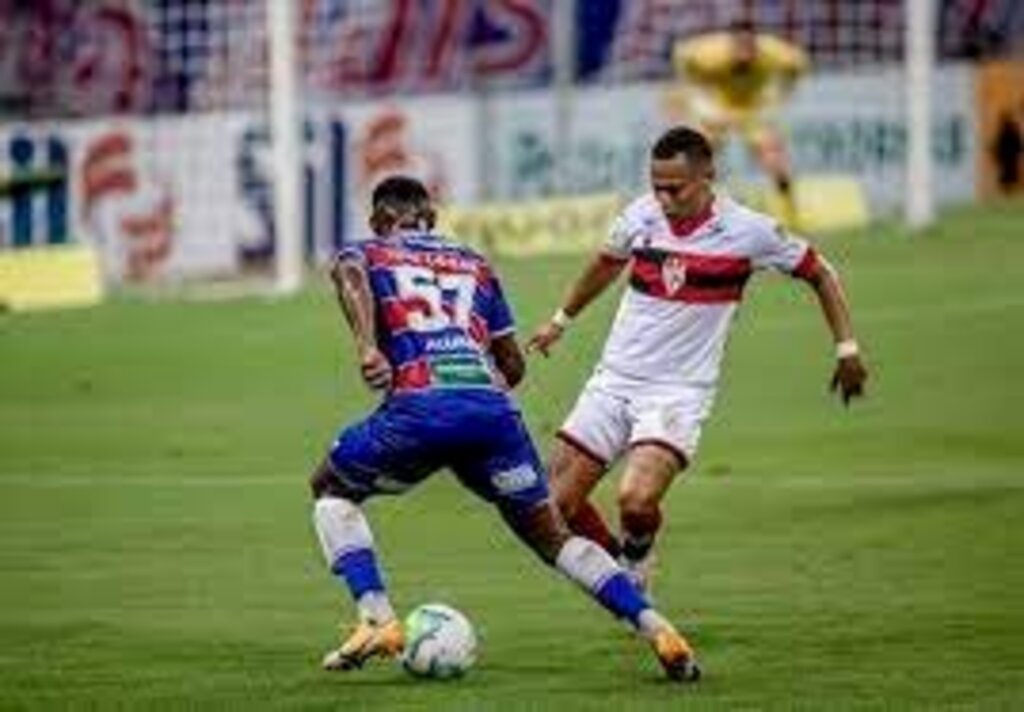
[479,265,527,388]
[762,35,809,77]
[798,256,868,405]
[490,334,525,389]
[760,35,809,102]
[526,252,628,357]
[329,254,392,391]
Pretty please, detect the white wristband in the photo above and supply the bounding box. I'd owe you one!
[552,308,573,330]
[836,339,860,359]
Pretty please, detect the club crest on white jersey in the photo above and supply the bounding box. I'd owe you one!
[661,254,688,295]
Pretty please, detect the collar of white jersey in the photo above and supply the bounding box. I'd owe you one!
[666,197,718,238]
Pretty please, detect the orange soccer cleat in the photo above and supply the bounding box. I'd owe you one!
[651,626,702,682]
[322,619,405,671]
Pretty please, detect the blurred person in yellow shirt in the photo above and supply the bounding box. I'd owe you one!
[669,20,808,227]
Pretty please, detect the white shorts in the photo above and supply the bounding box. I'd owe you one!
[558,370,717,468]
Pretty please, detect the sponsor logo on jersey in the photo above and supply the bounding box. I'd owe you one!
[424,334,477,353]
[491,464,540,495]
[431,356,491,386]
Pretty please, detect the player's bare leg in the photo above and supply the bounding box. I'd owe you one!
[753,127,799,228]
[309,461,404,671]
[549,437,620,557]
[618,444,685,593]
[499,499,700,682]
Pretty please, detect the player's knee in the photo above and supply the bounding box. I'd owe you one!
[309,467,331,499]
[309,459,359,501]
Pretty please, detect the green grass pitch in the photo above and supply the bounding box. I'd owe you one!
[2,201,1023,709]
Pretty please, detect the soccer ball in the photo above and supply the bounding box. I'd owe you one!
[401,603,477,679]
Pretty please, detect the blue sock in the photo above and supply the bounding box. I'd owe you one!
[594,572,649,625]
[332,547,386,599]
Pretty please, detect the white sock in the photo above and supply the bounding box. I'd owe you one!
[312,497,395,624]
[356,591,396,625]
[555,536,619,591]
[312,497,375,564]
[636,609,673,642]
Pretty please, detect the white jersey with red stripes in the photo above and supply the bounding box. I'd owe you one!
[596,193,817,387]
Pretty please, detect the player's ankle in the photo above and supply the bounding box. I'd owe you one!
[621,533,654,563]
[635,609,674,641]
[356,591,396,625]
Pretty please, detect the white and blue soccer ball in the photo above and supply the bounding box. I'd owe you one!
[401,603,477,679]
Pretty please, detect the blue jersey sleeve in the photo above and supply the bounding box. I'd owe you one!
[336,240,367,265]
[481,270,515,338]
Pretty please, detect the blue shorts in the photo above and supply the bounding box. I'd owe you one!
[328,389,549,511]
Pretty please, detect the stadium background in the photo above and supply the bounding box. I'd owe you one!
[2,1,1024,708]
[1,0,1023,286]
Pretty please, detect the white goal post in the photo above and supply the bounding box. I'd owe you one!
[266,0,304,294]
[905,0,936,229]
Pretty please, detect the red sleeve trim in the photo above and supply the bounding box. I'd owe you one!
[792,247,820,281]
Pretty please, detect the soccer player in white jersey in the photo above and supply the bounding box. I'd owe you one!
[527,126,868,591]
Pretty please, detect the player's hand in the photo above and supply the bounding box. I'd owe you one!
[526,322,565,357]
[359,347,393,391]
[830,354,867,406]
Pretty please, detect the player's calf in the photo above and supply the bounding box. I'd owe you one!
[567,500,621,558]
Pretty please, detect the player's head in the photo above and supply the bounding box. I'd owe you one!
[729,18,758,68]
[369,175,437,237]
[649,126,715,219]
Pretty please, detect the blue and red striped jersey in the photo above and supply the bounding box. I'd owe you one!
[339,231,515,393]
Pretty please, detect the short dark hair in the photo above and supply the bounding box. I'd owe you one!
[651,126,714,164]
[369,175,436,234]
[371,175,430,211]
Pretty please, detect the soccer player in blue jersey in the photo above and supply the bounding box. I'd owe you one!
[308,175,700,681]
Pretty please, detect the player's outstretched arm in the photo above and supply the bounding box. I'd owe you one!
[801,256,868,405]
[330,255,392,391]
[526,253,628,357]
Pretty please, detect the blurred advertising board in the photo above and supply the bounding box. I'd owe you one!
[486,64,977,217]
[440,193,621,257]
[0,62,983,284]
[779,64,976,215]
